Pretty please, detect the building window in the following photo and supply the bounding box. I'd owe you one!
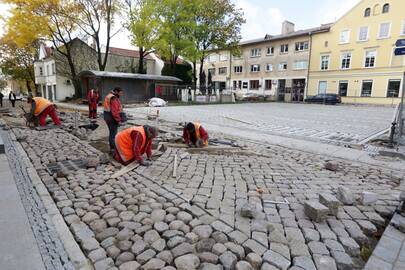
[218,67,227,75]
[208,55,217,62]
[340,30,350,44]
[46,65,50,76]
[278,62,288,71]
[51,63,55,75]
[361,80,373,97]
[280,44,289,54]
[318,81,327,94]
[208,68,215,75]
[358,26,369,41]
[250,64,260,72]
[265,64,273,72]
[233,66,242,73]
[250,80,260,90]
[320,55,330,70]
[364,51,376,68]
[266,47,274,55]
[293,60,308,70]
[295,41,309,51]
[382,3,389,13]
[219,54,228,61]
[387,80,401,97]
[341,52,352,69]
[324,41,329,47]
[250,48,261,57]
[339,81,348,97]
[373,4,381,15]
[378,22,391,39]
[242,82,248,89]
[265,80,272,90]
[39,67,43,76]
[364,8,371,17]
[401,19,405,36]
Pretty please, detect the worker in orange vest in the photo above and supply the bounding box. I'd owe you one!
[103,87,124,152]
[27,96,61,126]
[114,125,158,166]
[183,122,209,147]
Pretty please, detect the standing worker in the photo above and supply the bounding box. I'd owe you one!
[9,90,16,107]
[87,88,100,119]
[114,125,158,166]
[183,122,209,147]
[27,96,61,126]
[103,87,124,152]
[0,92,4,107]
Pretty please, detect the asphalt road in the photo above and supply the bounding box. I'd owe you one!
[126,103,395,145]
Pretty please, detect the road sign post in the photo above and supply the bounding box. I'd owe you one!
[398,72,405,138]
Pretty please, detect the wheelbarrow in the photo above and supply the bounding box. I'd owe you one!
[20,106,39,127]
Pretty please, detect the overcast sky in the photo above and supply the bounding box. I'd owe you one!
[0,0,360,49]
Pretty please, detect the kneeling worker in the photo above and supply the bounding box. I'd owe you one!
[27,96,61,126]
[183,122,208,147]
[114,125,158,166]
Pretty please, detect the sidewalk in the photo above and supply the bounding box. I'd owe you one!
[0,153,45,270]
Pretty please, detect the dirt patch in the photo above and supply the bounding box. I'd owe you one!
[89,138,111,154]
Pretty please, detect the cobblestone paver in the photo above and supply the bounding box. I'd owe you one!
[10,125,405,270]
[1,131,74,270]
[126,103,394,145]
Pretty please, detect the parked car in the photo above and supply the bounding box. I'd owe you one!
[235,91,267,101]
[305,94,341,105]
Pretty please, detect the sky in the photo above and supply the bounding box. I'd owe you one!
[0,0,361,49]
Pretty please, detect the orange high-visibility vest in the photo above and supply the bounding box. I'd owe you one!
[115,126,146,162]
[194,123,208,146]
[103,93,115,112]
[33,97,52,116]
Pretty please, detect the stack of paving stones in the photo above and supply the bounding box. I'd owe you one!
[11,126,405,270]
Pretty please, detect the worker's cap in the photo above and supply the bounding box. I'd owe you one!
[144,125,158,138]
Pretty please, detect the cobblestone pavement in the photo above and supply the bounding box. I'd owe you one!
[126,103,394,145]
[8,122,405,270]
[1,131,74,270]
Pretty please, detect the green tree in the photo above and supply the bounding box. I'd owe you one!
[126,0,159,74]
[0,38,37,93]
[184,0,245,89]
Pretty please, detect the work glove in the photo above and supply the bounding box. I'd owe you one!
[140,160,152,167]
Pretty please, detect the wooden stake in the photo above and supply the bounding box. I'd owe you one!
[111,161,139,179]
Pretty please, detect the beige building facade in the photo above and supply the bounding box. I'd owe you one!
[203,22,329,101]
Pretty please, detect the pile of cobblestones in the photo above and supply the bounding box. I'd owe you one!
[10,126,405,270]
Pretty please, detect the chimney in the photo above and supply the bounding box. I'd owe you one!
[282,21,295,35]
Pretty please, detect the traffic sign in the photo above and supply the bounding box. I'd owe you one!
[395,47,405,56]
[396,39,405,47]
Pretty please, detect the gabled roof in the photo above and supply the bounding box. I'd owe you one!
[79,70,182,82]
[109,47,154,60]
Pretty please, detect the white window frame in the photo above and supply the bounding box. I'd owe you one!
[219,54,228,61]
[250,64,260,73]
[265,63,273,72]
[320,55,330,71]
[218,67,227,75]
[341,52,352,70]
[293,60,308,70]
[280,44,289,54]
[364,50,377,68]
[339,30,350,44]
[250,48,262,58]
[378,22,391,39]
[278,62,288,71]
[358,26,369,42]
[401,19,405,36]
[208,55,217,62]
[318,81,327,94]
[361,80,373,97]
[266,47,274,56]
[295,41,309,52]
[233,66,242,73]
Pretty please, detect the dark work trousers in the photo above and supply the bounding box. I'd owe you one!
[104,111,118,151]
[11,100,16,107]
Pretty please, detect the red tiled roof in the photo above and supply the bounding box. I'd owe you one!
[44,46,54,58]
[109,47,154,60]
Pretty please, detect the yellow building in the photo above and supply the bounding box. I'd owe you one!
[308,0,405,105]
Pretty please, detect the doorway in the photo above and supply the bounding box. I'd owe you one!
[278,79,286,101]
[292,79,306,102]
[318,81,327,94]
